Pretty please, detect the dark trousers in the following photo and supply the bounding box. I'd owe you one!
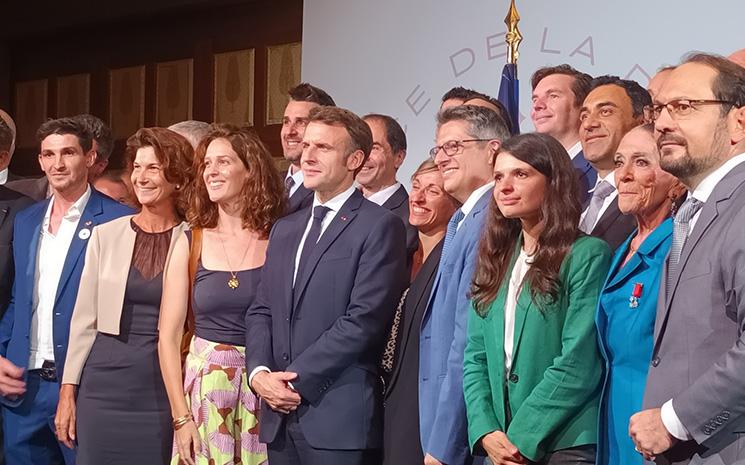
[485,445,595,465]
[2,374,76,465]
[267,412,380,465]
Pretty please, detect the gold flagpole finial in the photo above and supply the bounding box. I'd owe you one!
[504,0,522,65]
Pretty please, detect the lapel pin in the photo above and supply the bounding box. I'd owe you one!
[84,220,92,226]
[340,215,347,221]
[78,228,91,240]
[629,282,643,308]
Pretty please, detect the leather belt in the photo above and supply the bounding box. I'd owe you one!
[29,360,57,381]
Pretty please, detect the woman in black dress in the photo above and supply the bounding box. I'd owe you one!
[55,127,194,465]
[382,160,459,465]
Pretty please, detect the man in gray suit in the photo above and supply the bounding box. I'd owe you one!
[629,53,745,464]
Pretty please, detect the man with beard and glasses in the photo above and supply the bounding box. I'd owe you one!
[629,53,745,465]
[281,83,336,216]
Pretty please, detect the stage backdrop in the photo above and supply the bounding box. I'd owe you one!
[302,0,743,185]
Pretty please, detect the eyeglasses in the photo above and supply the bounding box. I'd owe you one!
[643,99,735,122]
[429,139,491,159]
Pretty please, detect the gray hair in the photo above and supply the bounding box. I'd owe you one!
[168,120,211,150]
[437,105,511,142]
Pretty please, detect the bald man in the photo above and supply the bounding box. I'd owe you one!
[0,110,21,185]
[728,48,745,68]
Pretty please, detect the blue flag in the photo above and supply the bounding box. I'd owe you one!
[498,63,520,135]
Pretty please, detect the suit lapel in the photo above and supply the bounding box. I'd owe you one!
[592,197,622,237]
[381,185,407,211]
[387,241,443,393]
[284,212,310,317]
[54,192,102,305]
[22,204,46,314]
[292,192,361,308]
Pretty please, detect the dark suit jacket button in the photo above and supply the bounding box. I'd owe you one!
[282,353,289,361]
[508,373,519,383]
[651,357,660,367]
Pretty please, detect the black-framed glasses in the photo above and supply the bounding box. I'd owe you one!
[643,99,735,122]
[428,139,491,159]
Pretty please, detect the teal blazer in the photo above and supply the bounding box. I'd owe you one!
[595,218,673,465]
[463,235,611,462]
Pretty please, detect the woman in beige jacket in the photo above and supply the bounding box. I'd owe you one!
[54,127,193,465]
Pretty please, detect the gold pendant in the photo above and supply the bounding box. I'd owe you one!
[227,276,240,290]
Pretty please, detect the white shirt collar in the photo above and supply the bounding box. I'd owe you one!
[286,166,304,184]
[43,185,92,232]
[461,182,495,218]
[566,141,583,160]
[0,168,8,184]
[591,170,617,191]
[313,183,357,213]
[365,182,401,206]
[691,152,745,203]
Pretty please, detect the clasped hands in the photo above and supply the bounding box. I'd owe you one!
[629,408,677,461]
[251,370,301,414]
[481,431,526,465]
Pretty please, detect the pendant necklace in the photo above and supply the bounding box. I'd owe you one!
[218,228,252,290]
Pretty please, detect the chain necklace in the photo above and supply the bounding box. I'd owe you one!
[217,228,252,290]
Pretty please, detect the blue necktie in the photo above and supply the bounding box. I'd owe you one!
[441,208,465,259]
[295,206,330,286]
[285,176,295,195]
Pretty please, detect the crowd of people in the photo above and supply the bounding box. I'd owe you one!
[0,48,744,465]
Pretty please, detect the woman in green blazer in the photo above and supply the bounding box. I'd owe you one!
[464,133,611,465]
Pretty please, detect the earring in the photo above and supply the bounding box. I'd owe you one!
[669,196,678,217]
[175,184,181,191]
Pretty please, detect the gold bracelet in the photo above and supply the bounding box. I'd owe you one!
[172,413,193,430]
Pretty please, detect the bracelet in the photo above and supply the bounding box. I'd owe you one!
[172,413,193,430]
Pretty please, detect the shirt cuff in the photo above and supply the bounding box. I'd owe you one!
[248,366,270,390]
[661,399,693,441]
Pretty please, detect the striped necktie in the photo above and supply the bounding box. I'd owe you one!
[441,208,465,259]
[666,197,703,299]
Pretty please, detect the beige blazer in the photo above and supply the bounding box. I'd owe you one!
[62,215,188,385]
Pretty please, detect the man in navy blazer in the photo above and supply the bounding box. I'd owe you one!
[280,83,336,216]
[419,105,510,465]
[359,114,418,261]
[530,64,596,206]
[246,106,407,465]
[0,117,132,465]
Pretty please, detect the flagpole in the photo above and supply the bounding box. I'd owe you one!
[505,0,522,65]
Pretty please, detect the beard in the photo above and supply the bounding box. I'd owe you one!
[658,120,729,182]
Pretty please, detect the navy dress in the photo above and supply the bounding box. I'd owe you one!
[596,218,673,465]
[76,224,173,465]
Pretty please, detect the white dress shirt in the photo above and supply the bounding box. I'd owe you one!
[566,141,583,160]
[285,167,304,197]
[0,168,8,185]
[579,172,618,231]
[365,182,401,206]
[661,151,745,441]
[29,186,91,369]
[504,248,531,374]
[458,182,495,230]
[250,184,357,388]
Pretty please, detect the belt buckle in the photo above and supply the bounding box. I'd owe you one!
[39,361,57,381]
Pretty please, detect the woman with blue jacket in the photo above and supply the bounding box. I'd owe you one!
[595,125,685,465]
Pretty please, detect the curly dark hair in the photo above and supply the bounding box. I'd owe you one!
[471,132,581,315]
[125,127,193,219]
[186,123,285,237]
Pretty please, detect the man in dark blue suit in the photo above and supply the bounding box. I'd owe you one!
[281,83,336,216]
[246,106,408,465]
[359,113,418,262]
[0,118,133,465]
[531,64,596,206]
